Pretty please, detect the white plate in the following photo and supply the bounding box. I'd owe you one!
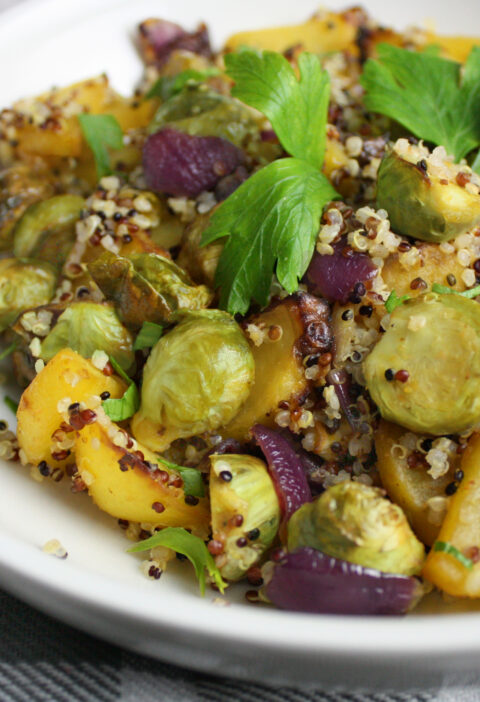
[1,0,480,691]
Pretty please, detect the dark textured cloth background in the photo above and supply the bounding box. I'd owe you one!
[0,589,441,702]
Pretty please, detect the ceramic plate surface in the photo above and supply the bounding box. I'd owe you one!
[1,0,480,690]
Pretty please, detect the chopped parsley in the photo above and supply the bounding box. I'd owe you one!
[361,44,480,162]
[4,395,18,414]
[158,457,205,498]
[133,321,164,351]
[128,527,226,595]
[201,48,338,315]
[78,114,124,179]
[433,541,474,570]
[102,356,139,422]
[432,282,480,298]
[385,290,410,313]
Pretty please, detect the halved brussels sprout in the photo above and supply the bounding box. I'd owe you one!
[287,481,425,576]
[210,453,280,581]
[0,258,57,332]
[88,251,213,329]
[364,293,480,435]
[377,145,480,243]
[131,310,255,451]
[13,194,84,268]
[148,84,258,146]
[39,301,134,370]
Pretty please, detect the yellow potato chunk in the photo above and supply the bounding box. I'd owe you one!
[375,420,457,546]
[423,433,480,597]
[17,348,125,469]
[75,422,209,532]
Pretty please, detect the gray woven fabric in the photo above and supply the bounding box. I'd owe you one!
[0,589,445,702]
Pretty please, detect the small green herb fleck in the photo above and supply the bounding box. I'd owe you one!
[128,527,226,595]
[4,395,18,414]
[432,283,480,298]
[78,114,124,179]
[433,541,474,570]
[158,457,205,498]
[146,67,221,101]
[102,356,139,421]
[0,341,18,361]
[133,321,164,351]
[385,290,410,313]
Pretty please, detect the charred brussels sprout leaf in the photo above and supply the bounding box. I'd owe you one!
[0,258,57,332]
[13,194,84,269]
[377,148,480,243]
[39,302,134,370]
[210,453,280,581]
[88,251,212,330]
[148,84,258,146]
[364,293,480,435]
[131,310,255,452]
[287,481,425,576]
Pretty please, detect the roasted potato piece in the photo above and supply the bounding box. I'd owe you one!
[223,293,332,440]
[11,75,156,159]
[423,433,480,596]
[75,422,209,532]
[382,241,467,297]
[17,348,125,469]
[375,420,457,546]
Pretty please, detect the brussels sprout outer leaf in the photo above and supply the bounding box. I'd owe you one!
[133,321,164,350]
[128,527,226,595]
[0,258,57,333]
[77,114,124,179]
[251,424,312,523]
[158,458,205,498]
[264,547,423,615]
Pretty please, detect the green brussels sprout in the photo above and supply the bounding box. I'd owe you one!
[39,301,134,370]
[13,194,84,268]
[364,293,480,435]
[88,251,213,330]
[287,481,425,576]
[148,84,258,146]
[131,310,255,451]
[377,146,480,243]
[177,212,224,287]
[0,258,57,332]
[210,453,280,581]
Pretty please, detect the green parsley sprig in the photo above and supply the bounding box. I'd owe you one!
[433,540,474,570]
[102,356,139,422]
[432,282,480,298]
[201,48,338,315]
[361,44,480,163]
[78,114,124,179]
[385,290,410,313]
[146,67,221,101]
[128,527,226,595]
[133,321,164,351]
[157,457,205,498]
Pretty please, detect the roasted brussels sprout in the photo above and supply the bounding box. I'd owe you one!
[0,258,57,332]
[377,143,480,243]
[88,251,213,329]
[287,481,425,576]
[13,194,84,268]
[131,310,255,451]
[39,301,134,370]
[364,293,480,435]
[177,212,224,287]
[210,453,280,581]
[148,84,258,147]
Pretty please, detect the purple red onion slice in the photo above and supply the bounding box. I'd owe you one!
[251,424,312,522]
[143,127,245,198]
[265,547,423,615]
[305,237,377,303]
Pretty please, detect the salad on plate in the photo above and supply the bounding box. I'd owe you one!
[1,5,480,615]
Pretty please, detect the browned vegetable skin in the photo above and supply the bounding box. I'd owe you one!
[375,420,458,546]
[177,211,224,288]
[223,293,332,440]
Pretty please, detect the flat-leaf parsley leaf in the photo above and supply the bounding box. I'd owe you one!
[361,44,480,161]
[128,527,226,595]
[225,49,330,169]
[202,158,338,314]
[102,356,139,421]
[78,114,124,179]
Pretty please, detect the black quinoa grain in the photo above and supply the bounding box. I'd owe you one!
[247,528,260,541]
[454,469,464,482]
[100,391,111,400]
[359,305,373,317]
[185,495,199,506]
[342,309,354,321]
[38,460,50,476]
[68,402,80,412]
[384,369,395,381]
[445,481,458,496]
[447,273,457,286]
[220,470,232,482]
